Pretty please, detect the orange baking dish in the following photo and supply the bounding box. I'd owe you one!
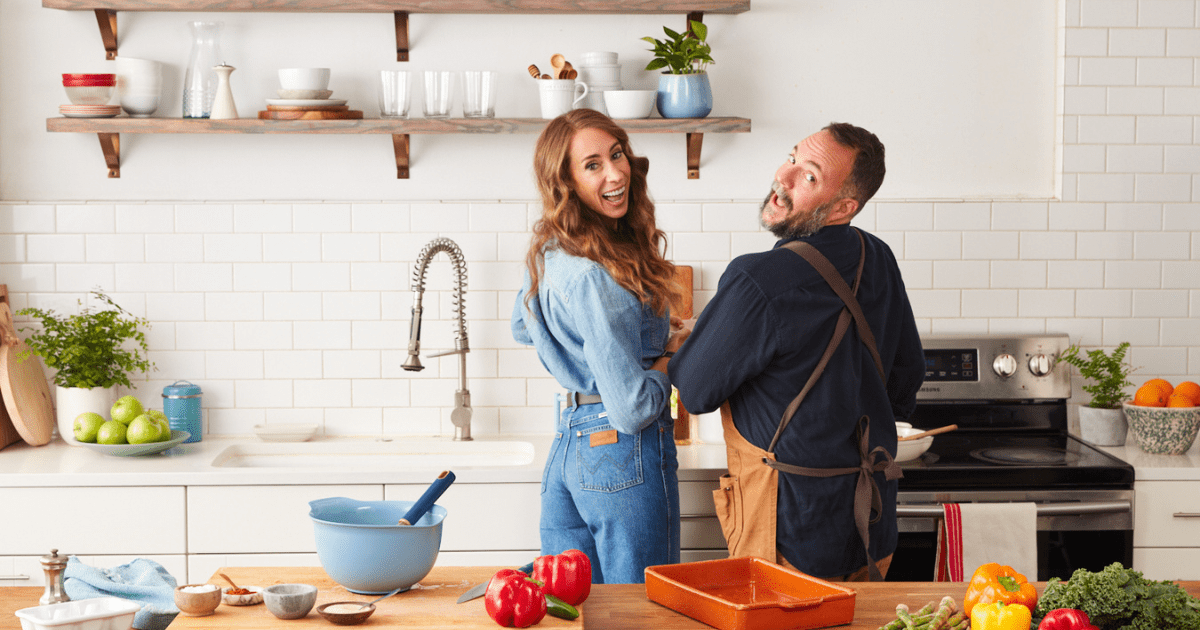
[644,557,856,630]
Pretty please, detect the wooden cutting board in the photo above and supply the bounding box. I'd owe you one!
[0,287,20,450]
[266,104,350,111]
[0,287,54,447]
[258,109,363,120]
[673,265,693,319]
[167,567,582,630]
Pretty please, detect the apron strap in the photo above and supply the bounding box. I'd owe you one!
[765,415,903,581]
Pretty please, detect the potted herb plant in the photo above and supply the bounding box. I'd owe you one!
[642,20,714,119]
[1059,341,1134,446]
[17,290,155,443]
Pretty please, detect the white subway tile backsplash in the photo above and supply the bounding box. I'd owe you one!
[1049,203,1107,230]
[1135,173,1192,201]
[1164,145,1200,172]
[1080,57,1138,86]
[1163,203,1200,229]
[1102,318,1162,346]
[933,261,989,288]
[176,321,234,350]
[1019,289,1077,317]
[656,203,703,232]
[898,261,932,289]
[293,321,352,349]
[1108,144,1166,173]
[322,233,381,262]
[57,205,114,233]
[264,292,322,320]
[146,292,205,322]
[1133,288,1189,316]
[1165,87,1200,115]
[146,234,203,263]
[1139,58,1195,86]
[1067,86,1108,115]
[1167,27,1200,56]
[1049,260,1106,288]
[875,203,934,231]
[730,232,778,258]
[963,231,1019,259]
[115,263,173,293]
[702,203,760,232]
[933,202,991,230]
[1135,231,1192,259]
[264,350,323,379]
[323,350,382,378]
[323,408,383,436]
[204,234,263,262]
[55,264,114,292]
[175,205,233,233]
[1138,0,1196,27]
[1077,173,1136,201]
[1063,144,1106,172]
[1079,115,1137,142]
[993,202,1049,230]
[671,233,731,261]
[1109,27,1167,55]
[991,261,1048,288]
[235,379,293,408]
[204,292,263,321]
[233,204,292,233]
[1136,115,1193,143]
[411,203,469,232]
[85,234,144,262]
[1066,27,1109,55]
[905,232,962,259]
[0,235,24,263]
[2,204,55,233]
[1105,260,1163,287]
[961,290,1017,318]
[116,205,174,233]
[28,234,84,262]
[1076,289,1134,316]
[233,262,291,292]
[175,263,233,292]
[234,322,293,350]
[294,379,352,408]
[1163,261,1200,288]
[353,378,409,408]
[294,203,351,232]
[351,321,395,350]
[1080,0,1139,27]
[292,262,351,291]
[469,203,527,232]
[1107,86,1165,114]
[1021,232,1078,259]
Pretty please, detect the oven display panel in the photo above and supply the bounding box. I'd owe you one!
[924,348,978,381]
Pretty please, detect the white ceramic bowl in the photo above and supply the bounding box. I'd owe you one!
[895,426,934,462]
[578,63,621,85]
[603,90,656,119]
[895,421,912,430]
[580,51,618,66]
[222,585,264,606]
[64,84,114,105]
[279,67,331,91]
[120,93,160,117]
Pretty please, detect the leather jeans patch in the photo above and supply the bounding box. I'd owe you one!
[590,429,618,447]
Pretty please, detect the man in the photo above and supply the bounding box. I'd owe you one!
[669,122,924,581]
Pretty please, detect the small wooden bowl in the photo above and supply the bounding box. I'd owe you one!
[174,584,222,616]
[317,602,376,625]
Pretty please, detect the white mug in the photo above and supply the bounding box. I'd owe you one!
[538,79,589,120]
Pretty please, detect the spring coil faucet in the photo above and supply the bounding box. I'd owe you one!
[402,237,472,441]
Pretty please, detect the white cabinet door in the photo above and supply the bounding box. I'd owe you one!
[1134,480,1200,547]
[1134,548,1200,581]
[388,483,541,552]
[0,487,185,555]
[188,485,382,553]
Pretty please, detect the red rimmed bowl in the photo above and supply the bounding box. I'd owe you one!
[62,73,116,85]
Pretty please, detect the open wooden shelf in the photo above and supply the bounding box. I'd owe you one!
[44,1,750,61]
[47,116,752,179]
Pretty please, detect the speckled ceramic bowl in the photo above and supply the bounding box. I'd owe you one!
[264,583,318,620]
[1123,402,1200,455]
[222,585,263,606]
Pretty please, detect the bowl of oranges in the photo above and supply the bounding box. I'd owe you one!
[1123,379,1200,455]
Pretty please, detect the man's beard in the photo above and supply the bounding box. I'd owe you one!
[759,183,835,240]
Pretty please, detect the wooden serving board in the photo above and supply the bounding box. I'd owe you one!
[0,286,21,451]
[166,567,582,630]
[0,288,53,447]
[258,109,364,120]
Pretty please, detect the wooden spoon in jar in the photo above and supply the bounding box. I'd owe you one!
[550,53,566,78]
[527,64,542,80]
[561,61,577,80]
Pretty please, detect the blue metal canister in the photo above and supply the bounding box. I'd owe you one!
[162,380,203,443]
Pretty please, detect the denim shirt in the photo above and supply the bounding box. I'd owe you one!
[512,248,673,435]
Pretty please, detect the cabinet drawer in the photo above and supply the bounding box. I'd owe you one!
[1133,481,1200,547]
[0,487,185,555]
[388,483,540,552]
[188,485,382,553]
[1134,547,1200,581]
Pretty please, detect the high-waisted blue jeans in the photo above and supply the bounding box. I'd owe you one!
[540,401,680,584]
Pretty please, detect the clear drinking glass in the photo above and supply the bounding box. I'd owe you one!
[379,70,411,119]
[423,71,455,118]
[462,70,497,118]
[182,21,222,118]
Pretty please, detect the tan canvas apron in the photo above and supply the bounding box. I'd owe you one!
[711,229,903,581]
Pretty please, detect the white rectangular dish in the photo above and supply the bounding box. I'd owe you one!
[15,597,142,630]
[253,423,318,442]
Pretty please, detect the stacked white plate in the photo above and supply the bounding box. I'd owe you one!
[59,104,121,118]
[575,52,621,115]
[267,88,347,108]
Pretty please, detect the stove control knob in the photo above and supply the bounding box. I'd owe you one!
[993,353,1017,378]
[1028,353,1052,376]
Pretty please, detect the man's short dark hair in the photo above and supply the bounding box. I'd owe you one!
[823,122,885,214]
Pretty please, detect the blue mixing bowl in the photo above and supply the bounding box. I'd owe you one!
[309,497,447,594]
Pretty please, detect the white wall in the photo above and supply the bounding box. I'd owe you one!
[1,0,1198,439]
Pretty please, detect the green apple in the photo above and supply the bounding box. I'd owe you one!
[97,420,128,445]
[72,412,105,443]
[127,414,162,445]
[146,410,171,441]
[110,395,145,426]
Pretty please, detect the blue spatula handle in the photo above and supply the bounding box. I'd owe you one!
[400,470,455,525]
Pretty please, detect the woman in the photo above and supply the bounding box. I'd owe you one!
[511,109,688,584]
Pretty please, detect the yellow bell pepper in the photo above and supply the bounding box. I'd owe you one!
[963,562,1038,616]
[971,601,1033,630]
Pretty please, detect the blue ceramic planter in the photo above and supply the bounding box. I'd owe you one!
[656,73,712,119]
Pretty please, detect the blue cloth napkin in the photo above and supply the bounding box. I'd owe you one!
[63,556,179,630]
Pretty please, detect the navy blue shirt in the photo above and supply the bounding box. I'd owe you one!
[669,224,924,577]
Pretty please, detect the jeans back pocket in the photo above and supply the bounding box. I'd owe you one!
[575,423,643,493]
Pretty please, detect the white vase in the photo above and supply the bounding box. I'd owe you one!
[55,385,114,444]
[1078,404,1127,446]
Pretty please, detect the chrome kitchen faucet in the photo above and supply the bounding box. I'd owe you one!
[402,237,472,441]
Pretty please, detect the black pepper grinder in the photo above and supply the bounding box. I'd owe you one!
[39,549,69,605]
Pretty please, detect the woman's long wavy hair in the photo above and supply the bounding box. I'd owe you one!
[524,109,685,317]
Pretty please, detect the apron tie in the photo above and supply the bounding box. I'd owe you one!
[765,415,902,581]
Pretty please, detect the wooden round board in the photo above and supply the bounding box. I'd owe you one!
[0,306,54,446]
[258,109,364,120]
[265,104,350,111]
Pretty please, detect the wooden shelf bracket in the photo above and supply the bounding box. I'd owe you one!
[94,9,118,59]
[98,132,120,178]
[394,11,409,62]
[686,132,702,179]
[392,133,410,179]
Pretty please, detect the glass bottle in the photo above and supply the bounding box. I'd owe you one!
[182,21,222,118]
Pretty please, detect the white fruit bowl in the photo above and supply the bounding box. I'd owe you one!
[78,430,191,457]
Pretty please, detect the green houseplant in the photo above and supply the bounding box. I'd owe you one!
[17,290,155,443]
[642,20,714,119]
[1060,341,1134,446]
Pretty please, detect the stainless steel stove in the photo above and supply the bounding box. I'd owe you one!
[887,333,1134,582]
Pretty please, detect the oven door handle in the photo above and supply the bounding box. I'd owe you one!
[896,500,1131,518]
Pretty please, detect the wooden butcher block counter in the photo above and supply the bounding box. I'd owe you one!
[3,566,1199,630]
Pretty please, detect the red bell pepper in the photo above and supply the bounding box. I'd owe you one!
[1038,608,1099,630]
[531,548,592,606]
[484,569,547,628]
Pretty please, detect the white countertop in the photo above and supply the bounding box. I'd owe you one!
[0,433,731,487]
[1096,434,1200,481]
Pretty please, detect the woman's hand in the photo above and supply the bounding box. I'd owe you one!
[666,328,690,353]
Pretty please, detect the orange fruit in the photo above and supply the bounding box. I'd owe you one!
[1143,378,1174,396]
[1167,393,1196,408]
[1134,382,1170,407]
[1173,381,1200,405]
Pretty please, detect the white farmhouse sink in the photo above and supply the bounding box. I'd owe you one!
[211,439,536,470]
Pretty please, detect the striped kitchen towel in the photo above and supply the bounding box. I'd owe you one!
[935,502,1038,582]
